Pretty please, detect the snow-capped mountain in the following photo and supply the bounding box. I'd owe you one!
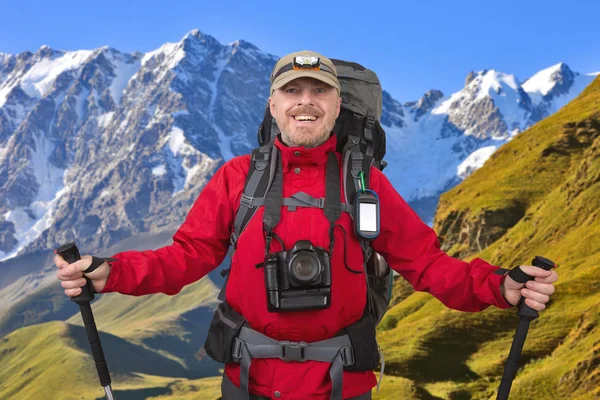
[523,62,596,116]
[383,63,597,222]
[0,29,597,265]
[0,30,276,260]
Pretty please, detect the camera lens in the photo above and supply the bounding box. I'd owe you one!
[289,252,321,284]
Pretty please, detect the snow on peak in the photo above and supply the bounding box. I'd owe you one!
[141,29,218,70]
[229,39,260,53]
[522,62,574,104]
[141,41,184,67]
[182,28,220,50]
[523,63,596,110]
[404,89,444,120]
[433,68,528,132]
[467,69,521,101]
[0,49,94,108]
[184,28,204,40]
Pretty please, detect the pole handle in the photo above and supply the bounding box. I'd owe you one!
[509,256,556,319]
[55,242,95,303]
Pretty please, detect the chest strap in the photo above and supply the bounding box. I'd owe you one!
[240,191,354,213]
[232,326,354,400]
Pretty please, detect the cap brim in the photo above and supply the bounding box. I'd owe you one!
[271,70,340,94]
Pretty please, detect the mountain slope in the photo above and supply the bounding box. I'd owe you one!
[66,273,221,370]
[0,224,183,336]
[373,75,600,399]
[0,321,223,399]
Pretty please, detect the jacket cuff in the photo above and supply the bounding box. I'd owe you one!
[99,257,121,293]
[490,268,514,309]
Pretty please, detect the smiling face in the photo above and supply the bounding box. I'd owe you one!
[269,77,342,148]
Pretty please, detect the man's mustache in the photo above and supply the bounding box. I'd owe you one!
[286,107,323,117]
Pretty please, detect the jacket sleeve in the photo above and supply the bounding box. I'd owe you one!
[370,168,513,311]
[100,156,249,296]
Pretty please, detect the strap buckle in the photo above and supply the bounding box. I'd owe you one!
[279,340,308,362]
[254,150,270,171]
[350,151,364,161]
[365,115,376,129]
[220,268,230,278]
[353,112,365,121]
[232,337,244,362]
[229,232,238,247]
[240,194,254,208]
[348,135,360,145]
[340,345,355,366]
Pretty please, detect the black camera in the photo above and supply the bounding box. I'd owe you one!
[264,240,332,312]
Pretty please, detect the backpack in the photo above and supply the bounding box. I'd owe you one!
[221,59,393,325]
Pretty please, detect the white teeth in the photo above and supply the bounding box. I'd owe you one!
[294,115,317,121]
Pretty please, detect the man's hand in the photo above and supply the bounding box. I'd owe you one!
[502,266,558,310]
[55,254,111,296]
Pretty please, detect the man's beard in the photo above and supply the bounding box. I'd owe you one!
[278,107,337,148]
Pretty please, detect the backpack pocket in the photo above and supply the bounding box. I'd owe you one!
[201,301,248,363]
[338,309,380,371]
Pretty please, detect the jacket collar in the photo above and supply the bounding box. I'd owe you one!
[274,134,337,167]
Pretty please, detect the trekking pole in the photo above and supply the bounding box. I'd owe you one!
[55,242,115,400]
[496,255,556,400]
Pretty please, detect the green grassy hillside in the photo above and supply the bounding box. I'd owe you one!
[0,321,223,399]
[67,274,222,372]
[0,274,224,399]
[0,226,187,339]
[0,282,75,338]
[373,76,600,399]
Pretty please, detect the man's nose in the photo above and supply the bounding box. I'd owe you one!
[297,90,314,105]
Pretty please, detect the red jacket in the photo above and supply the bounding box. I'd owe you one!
[102,135,512,399]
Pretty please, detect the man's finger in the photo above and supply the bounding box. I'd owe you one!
[54,254,67,268]
[519,265,554,278]
[534,270,558,284]
[521,288,550,304]
[58,260,88,276]
[56,269,84,281]
[61,278,87,290]
[65,288,83,297]
[57,262,85,278]
[524,298,546,311]
[525,281,555,296]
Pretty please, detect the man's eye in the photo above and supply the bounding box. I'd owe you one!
[285,88,297,93]
[315,88,327,94]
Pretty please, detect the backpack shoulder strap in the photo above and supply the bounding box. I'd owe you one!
[231,140,277,249]
[217,140,276,302]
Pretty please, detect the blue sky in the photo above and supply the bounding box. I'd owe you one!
[1,0,599,102]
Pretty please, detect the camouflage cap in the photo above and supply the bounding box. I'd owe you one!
[270,50,340,95]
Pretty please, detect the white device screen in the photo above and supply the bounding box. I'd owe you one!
[359,203,377,232]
